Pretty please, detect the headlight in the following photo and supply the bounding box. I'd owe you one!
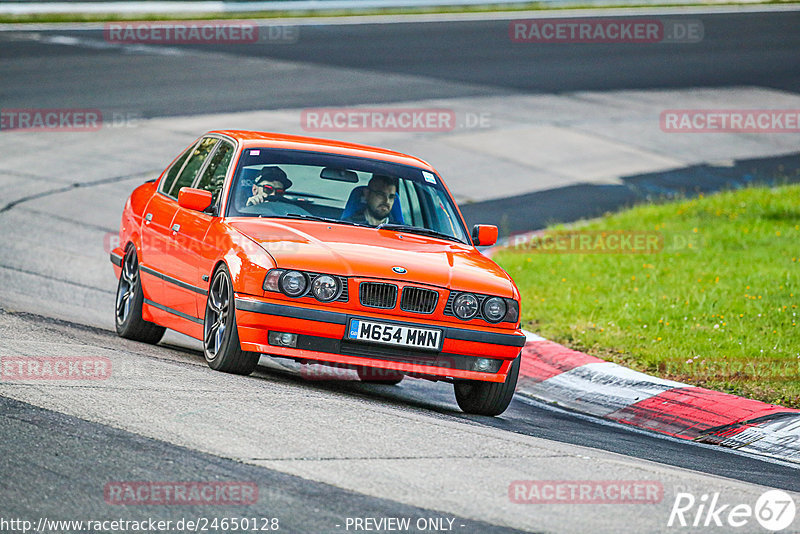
[263,269,283,292]
[280,270,307,297]
[504,299,520,323]
[482,297,507,323]
[311,275,339,302]
[453,293,479,320]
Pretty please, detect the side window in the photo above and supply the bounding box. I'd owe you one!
[159,144,195,194]
[196,141,234,206]
[431,188,460,237]
[166,137,218,198]
[401,180,422,227]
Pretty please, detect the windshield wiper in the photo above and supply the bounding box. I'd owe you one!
[272,215,462,241]
[281,213,366,227]
[376,223,463,243]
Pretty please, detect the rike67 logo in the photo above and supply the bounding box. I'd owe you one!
[668,490,796,531]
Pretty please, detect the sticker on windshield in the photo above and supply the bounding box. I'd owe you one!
[423,171,437,184]
[249,149,260,156]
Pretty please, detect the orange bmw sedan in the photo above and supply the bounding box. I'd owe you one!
[110,131,526,415]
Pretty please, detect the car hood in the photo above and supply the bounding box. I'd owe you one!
[227,219,517,297]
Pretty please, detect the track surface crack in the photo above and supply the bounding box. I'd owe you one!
[0,169,159,214]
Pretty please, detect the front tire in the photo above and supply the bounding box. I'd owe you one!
[115,246,165,344]
[454,354,520,416]
[203,265,260,375]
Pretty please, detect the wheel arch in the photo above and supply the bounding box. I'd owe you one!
[210,259,230,280]
[217,230,276,296]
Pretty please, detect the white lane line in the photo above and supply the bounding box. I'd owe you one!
[17,32,188,56]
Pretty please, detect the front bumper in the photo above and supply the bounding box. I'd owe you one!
[235,295,526,382]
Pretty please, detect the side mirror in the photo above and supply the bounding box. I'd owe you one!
[178,187,213,212]
[472,225,498,247]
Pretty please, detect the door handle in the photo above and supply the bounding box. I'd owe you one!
[144,213,153,224]
[171,224,180,233]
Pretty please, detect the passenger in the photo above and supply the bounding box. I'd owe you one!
[346,174,398,226]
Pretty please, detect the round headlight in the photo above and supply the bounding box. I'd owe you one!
[482,297,507,323]
[453,293,479,320]
[311,275,339,302]
[280,271,307,297]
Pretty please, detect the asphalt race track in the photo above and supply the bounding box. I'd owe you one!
[2,10,800,115]
[1,8,799,534]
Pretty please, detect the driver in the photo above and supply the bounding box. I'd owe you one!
[246,166,292,206]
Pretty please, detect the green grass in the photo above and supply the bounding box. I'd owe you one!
[494,183,800,408]
[2,0,799,24]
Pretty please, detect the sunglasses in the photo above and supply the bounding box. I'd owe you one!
[256,183,285,194]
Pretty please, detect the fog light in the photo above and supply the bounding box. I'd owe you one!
[269,331,298,347]
[473,357,501,373]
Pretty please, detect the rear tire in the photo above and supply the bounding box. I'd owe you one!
[357,367,404,385]
[203,265,260,375]
[454,354,520,416]
[115,246,165,345]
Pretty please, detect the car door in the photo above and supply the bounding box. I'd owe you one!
[169,138,235,321]
[138,141,194,306]
[141,136,219,325]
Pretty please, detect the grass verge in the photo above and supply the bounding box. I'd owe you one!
[494,183,800,408]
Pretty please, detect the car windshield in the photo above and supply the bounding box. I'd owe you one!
[226,148,470,243]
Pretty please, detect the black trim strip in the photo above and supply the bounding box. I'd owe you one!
[296,334,497,373]
[235,298,525,347]
[140,265,208,296]
[109,253,123,267]
[236,299,347,325]
[444,327,527,348]
[144,298,203,324]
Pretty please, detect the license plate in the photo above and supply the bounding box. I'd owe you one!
[347,319,443,351]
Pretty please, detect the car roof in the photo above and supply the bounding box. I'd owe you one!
[211,130,436,172]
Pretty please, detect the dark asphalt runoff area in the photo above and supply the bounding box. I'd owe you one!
[1,394,527,534]
[0,12,798,115]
